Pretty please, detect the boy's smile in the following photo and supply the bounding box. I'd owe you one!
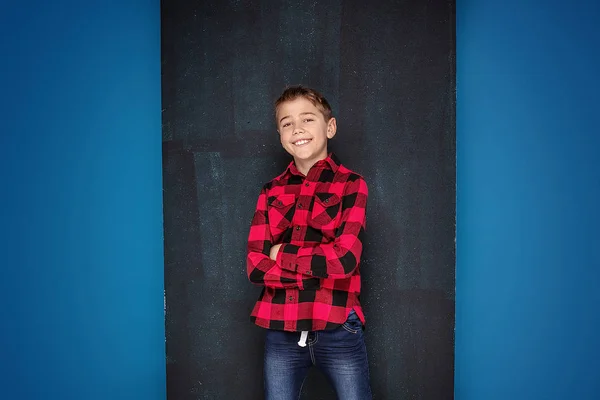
[293,138,312,146]
[276,97,337,175]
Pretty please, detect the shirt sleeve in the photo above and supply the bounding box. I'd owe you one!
[246,186,320,290]
[276,176,368,280]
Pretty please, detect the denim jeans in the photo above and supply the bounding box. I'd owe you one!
[264,311,372,400]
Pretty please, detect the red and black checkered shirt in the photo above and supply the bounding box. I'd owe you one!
[247,154,368,332]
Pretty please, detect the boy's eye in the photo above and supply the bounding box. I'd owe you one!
[282,122,291,128]
[303,118,314,123]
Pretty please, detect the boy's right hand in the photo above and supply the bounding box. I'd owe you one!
[269,244,282,261]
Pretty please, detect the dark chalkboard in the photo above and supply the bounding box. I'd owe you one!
[162,1,455,398]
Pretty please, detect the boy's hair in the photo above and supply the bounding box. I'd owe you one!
[275,86,333,122]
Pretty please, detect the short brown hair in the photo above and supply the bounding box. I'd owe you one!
[274,85,333,122]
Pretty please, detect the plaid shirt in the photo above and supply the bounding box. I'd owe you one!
[247,154,368,332]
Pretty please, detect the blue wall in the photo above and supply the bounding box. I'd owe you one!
[2,0,599,399]
[456,1,600,399]
[1,1,165,400]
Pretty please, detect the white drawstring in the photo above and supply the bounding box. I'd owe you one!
[297,330,308,347]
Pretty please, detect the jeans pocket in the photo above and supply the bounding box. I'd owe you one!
[341,310,362,334]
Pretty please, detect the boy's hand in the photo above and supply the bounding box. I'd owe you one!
[269,244,282,261]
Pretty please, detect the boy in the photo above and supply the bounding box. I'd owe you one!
[246,86,372,399]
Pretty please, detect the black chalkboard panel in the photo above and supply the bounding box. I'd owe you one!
[162,1,455,398]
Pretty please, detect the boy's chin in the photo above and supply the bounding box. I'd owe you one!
[283,145,327,163]
[292,152,327,163]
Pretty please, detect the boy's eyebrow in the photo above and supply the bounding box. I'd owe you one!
[278,112,317,125]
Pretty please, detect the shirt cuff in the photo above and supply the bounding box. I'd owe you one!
[277,244,301,272]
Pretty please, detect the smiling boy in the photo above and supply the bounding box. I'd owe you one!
[246,86,372,399]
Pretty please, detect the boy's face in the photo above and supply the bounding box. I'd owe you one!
[276,97,337,166]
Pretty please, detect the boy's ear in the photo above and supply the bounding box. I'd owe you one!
[326,117,337,139]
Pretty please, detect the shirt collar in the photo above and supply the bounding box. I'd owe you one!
[285,153,341,177]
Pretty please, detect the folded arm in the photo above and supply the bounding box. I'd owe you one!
[246,187,320,290]
[276,177,368,280]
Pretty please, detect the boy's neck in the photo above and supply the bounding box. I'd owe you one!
[294,154,328,176]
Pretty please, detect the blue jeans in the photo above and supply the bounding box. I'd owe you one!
[264,311,372,400]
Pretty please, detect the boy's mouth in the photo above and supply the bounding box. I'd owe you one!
[293,139,312,146]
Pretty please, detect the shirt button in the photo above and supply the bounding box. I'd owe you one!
[306,270,312,275]
[305,183,310,187]
[288,296,294,301]
[298,204,303,209]
[295,226,301,231]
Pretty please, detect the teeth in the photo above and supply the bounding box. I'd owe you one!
[294,139,310,146]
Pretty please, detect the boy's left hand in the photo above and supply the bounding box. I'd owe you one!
[269,244,282,261]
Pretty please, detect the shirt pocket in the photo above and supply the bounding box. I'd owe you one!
[310,192,342,228]
[267,194,296,236]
